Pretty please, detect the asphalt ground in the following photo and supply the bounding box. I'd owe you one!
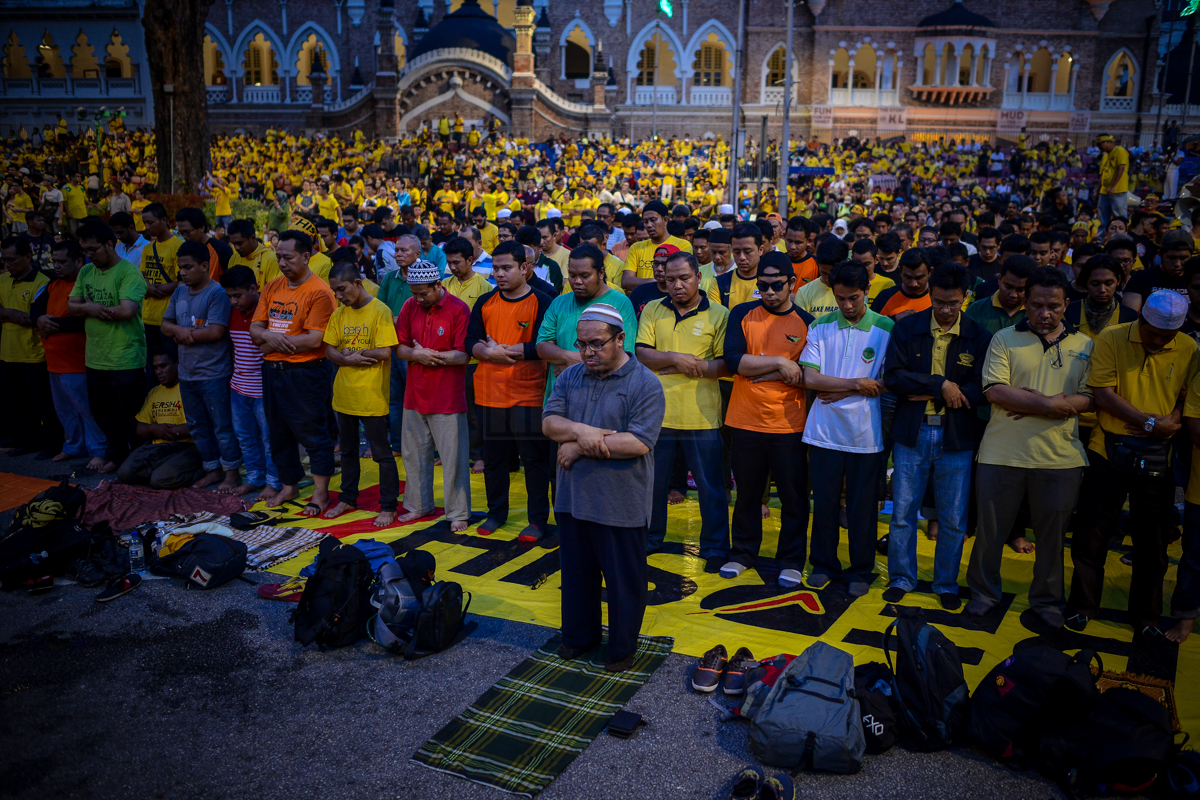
[0,450,1082,799]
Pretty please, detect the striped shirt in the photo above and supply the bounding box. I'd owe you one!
[228,306,263,398]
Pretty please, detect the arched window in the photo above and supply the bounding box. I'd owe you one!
[831,47,849,89]
[1106,52,1135,98]
[563,25,591,80]
[3,31,31,79]
[36,32,66,78]
[204,35,227,85]
[1029,47,1052,93]
[70,32,99,78]
[295,33,329,86]
[105,31,132,78]
[922,42,936,85]
[767,47,786,87]
[854,44,876,89]
[635,33,675,86]
[1054,52,1073,94]
[960,44,974,86]
[940,43,954,85]
[693,38,727,87]
[636,42,656,86]
[243,32,278,86]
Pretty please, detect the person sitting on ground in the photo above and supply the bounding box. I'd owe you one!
[118,350,204,489]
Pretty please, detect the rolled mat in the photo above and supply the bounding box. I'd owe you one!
[413,632,673,797]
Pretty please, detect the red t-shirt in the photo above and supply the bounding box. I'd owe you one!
[42,280,86,374]
[395,291,469,415]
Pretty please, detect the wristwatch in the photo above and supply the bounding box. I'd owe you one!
[1144,416,1156,433]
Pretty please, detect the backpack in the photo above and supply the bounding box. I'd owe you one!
[854,661,899,755]
[1029,687,1180,797]
[152,534,247,590]
[292,544,376,649]
[738,641,865,774]
[368,551,435,654]
[883,611,971,751]
[0,480,91,589]
[969,646,1102,760]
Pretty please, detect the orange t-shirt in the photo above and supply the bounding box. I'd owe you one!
[870,286,931,318]
[793,255,819,285]
[724,301,813,434]
[252,272,336,362]
[469,288,550,408]
[42,279,86,374]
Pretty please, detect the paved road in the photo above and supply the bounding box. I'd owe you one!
[0,451,1071,800]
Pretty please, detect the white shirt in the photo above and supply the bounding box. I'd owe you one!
[472,251,493,280]
[372,240,400,277]
[116,234,148,269]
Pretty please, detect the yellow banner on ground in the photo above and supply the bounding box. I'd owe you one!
[262,460,1199,740]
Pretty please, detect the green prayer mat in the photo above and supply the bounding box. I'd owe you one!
[413,632,674,797]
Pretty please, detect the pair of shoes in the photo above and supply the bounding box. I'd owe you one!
[806,572,831,590]
[692,644,756,695]
[882,586,907,603]
[778,568,803,588]
[938,592,962,611]
[558,640,601,661]
[848,581,871,597]
[1038,608,1065,628]
[730,766,795,800]
[96,573,142,602]
[1065,613,1090,632]
[704,556,726,574]
[719,561,746,579]
[257,576,307,602]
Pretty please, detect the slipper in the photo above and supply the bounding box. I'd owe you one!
[97,573,142,603]
[231,509,286,530]
[299,502,327,518]
[257,576,307,602]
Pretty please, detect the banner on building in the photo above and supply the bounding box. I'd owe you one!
[877,107,907,132]
[996,109,1028,132]
[811,105,834,130]
[1069,110,1092,134]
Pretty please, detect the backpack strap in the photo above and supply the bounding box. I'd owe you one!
[882,618,899,675]
[791,731,818,776]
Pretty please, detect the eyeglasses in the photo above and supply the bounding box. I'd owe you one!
[574,333,619,353]
[757,280,787,293]
[929,298,962,310]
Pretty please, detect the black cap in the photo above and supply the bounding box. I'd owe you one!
[643,200,669,217]
[758,251,795,278]
[708,227,731,245]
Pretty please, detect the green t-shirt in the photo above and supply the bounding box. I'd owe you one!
[535,287,638,401]
[69,259,147,371]
[377,269,412,318]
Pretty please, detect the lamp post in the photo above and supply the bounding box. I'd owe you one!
[653,0,673,141]
[779,0,795,217]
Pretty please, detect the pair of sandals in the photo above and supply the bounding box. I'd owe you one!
[731,766,794,800]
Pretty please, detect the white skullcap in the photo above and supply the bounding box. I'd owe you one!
[618,206,633,214]
[703,220,723,230]
[546,207,562,218]
[497,208,512,219]
[718,204,734,215]
[406,259,442,286]
[1142,290,1188,330]
[578,303,624,327]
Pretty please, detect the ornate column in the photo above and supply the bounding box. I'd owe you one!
[1049,61,1058,103]
[916,53,924,85]
[934,52,942,85]
[875,63,882,104]
[1021,62,1030,108]
[848,56,855,104]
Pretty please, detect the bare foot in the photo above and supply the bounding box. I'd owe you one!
[87,456,109,471]
[926,520,939,541]
[373,510,397,527]
[1167,618,1194,644]
[231,482,262,497]
[762,504,771,520]
[668,490,686,505]
[393,509,429,525]
[268,485,300,508]
[322,501,355,519]
[96,460,117,474]
[363,447,372,459]
[52,451,73,462]
[471,460,485,474]
[192,469,224,489]
[214,470,242,494]
[333,442,341,453]
[451,519,468,532]
[1010,536,1036,554]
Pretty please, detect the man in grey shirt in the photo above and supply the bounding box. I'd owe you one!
[162,239,243,493]
[543,303,665,673]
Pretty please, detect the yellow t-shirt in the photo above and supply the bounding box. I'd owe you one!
[626,236,694,280]
[212,186,233,217]
[636,297,728,429]
[0,270,50,363]
[63,184,88,220]
[316,195,340,220]
[1184,371,1200,505]
[135,383,191,443]
[868,273,896,301]
[229,243,281,286]
[795,279,839,319]
[139,235,183,326]
[1100,146,1130,195]
[309,252,333,284]
[322,298,399,417]
[131,198,149,231]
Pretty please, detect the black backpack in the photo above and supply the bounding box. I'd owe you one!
[292,544,375,649]
[1029,687,1181,797]
[152,534,248,590]
[0,479,91,589]
[969,646,1102,760]
[883,611,971,751]
[853,661,899,755]
[401,580,475,658]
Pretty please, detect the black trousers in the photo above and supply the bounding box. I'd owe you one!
[2,361,62,452]
[810,445,884,584]
[336,412,399,512]
[478,405,553,528]
[465,364,483,463]
[86,367,146,465]
[1068,454,1173,628]
[718,380,734,490]
[558,512,648,663]
[730,429,809,571]
[261,361,335,486]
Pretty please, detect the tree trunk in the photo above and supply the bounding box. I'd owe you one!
[142,0,214,193]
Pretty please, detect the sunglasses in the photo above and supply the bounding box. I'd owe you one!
[757,280,788,293]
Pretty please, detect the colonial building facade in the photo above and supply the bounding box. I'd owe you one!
[1,0,1195,144]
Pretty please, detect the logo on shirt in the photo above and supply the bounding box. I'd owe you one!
[861,347,877,364]
[957,353,974,367]
[785,334,802,344]
[517,320,531,328]
[437,326,445,336]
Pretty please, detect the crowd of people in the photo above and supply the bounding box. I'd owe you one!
[1,120,1198,672]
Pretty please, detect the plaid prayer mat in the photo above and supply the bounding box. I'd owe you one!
[158,512,328,570]
[413,631,674,797]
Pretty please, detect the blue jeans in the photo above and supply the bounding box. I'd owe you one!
[1098,192,1127,231]
[649,428,729,559]
[887,423,972,596]
[231,389,279,490]
[1173,503,1200,619]
[388,357,407,452]
[179,377,243,471]
[49,371,107,458]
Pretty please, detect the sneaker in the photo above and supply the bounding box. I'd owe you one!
[96,573,142,603]
[875,535,890,556]
[704,556,726,574]
[848,581,870,597]
[517,523,543,543]
[761,773,796,800]
[1065,614,1090,632]
[723,647,755,696]
[24,574,54,594]
[964,599,992,617]
[1120,551,1133,566]
[477,517,503,536]
[778,568,803,588]
[257,576,307,602]
[692,644,728,693]
[938,592,962,611]
[730,766,765,800]
[806,572,831,589]
[1138,625,1166,642]
[882,586,907,603]
[1038,608,1066,629]
[719,562,746,579]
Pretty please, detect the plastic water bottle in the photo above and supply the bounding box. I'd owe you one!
[128,535,145,574]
